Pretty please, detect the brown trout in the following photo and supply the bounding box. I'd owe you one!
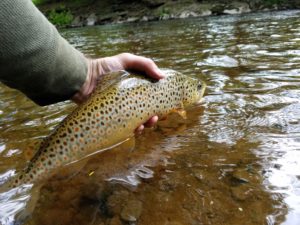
[7,69,205,188]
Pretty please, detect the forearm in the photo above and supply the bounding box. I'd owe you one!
[0,0,87,105]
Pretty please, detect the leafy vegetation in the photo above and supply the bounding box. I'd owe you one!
[32,0,94,5]
[263,0,284,5]
[32,0,50,6]
[47,7,73,27]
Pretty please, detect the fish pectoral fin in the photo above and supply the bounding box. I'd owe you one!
[174,108,187,119]
[159,115,168,121]
[53,159,88,181]
[119,137,136,152]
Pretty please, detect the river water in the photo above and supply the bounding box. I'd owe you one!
[1,10,300,225]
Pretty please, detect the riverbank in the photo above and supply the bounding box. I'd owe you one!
[36,0,300,28]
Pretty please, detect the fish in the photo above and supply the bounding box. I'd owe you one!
[5,69,205,188]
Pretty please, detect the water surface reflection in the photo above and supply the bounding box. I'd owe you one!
[1,10,300,225]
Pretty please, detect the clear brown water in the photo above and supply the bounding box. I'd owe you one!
[1,10,300,225]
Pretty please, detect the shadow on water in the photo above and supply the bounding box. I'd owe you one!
[2,9,300,225]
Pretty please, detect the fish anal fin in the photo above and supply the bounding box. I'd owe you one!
[52,159,88,181]
[173,108,187,119]
[119,137,136,152]
[159,115,168,121]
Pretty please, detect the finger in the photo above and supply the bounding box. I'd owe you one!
[144,115,158,127]
[135,124,144,133]
[118,53,165,80]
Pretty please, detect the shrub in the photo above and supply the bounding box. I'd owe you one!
[32,0,49,6]
[263,0,284,5]
[47,8,73,27]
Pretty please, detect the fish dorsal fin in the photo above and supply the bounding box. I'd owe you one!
[94,70,130,94]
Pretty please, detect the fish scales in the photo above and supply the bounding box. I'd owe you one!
[7,69,205,188]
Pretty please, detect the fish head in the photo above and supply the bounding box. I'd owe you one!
[181,76,206,107]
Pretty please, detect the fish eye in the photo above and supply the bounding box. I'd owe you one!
[197,83,202,91]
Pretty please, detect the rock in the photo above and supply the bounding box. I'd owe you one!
[147,15,159,21]
[127,17,139,23]
[223,8,240,14]
[86,13,98,26]
[141,16,149,22]
[159,177,178,191]
[108,217,123,225]
[142,0,166,7]
[193,170,204,181]
[71,16,84,27]
[224,2,251,15]
[98,14,114,23]
[98,12,125,23]
[231,169,250,184]
[165,222,185,225]
[211,4,226,15]
[160,13,173,20]
[120,199,143,222]
[231,186,253,201]
[37,208,75,225]
[179,11,199,19]
[106,190,130,216]
[199,10,212,17]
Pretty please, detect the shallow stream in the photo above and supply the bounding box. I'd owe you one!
[1,10,300,225]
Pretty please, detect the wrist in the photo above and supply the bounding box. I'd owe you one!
[72,58,98,104]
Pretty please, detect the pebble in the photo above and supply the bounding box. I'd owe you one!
[231,169,250,184]
[107,190,130,216]
[231,186,252,201]
[108,217,123,225]
[120,199,143,222]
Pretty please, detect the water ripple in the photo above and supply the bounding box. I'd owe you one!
[2,9,300,225]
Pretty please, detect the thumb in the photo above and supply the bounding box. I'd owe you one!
[118,53,165,80]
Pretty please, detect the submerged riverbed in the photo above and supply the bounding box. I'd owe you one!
[1,10,300,225]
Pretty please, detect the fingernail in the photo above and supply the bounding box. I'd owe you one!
[153,116,159,123]
[136,125,144,133]
[156,68,165,79]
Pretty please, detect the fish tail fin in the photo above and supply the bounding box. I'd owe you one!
[0,178,41,225]
[0,185,41,225]
[14,185,41,224]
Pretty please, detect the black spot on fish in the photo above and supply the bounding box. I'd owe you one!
[59,133,67,138]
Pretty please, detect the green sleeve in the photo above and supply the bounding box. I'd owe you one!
[0,0,88,105]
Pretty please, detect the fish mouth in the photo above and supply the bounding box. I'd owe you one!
[197,81,206,104]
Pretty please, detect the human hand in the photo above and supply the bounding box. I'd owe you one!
[72,53,164,131]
